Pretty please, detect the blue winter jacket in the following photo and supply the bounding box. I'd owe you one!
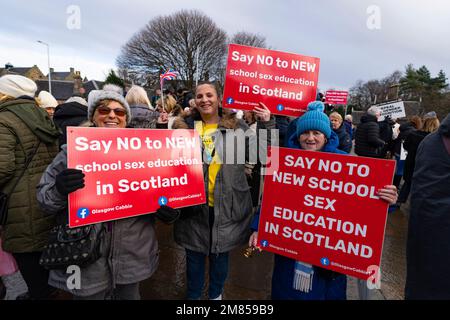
[252,128,348,300]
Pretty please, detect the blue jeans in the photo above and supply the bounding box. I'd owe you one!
[185,249,229,299]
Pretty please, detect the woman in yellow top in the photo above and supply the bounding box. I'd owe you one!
[170,82,275,299]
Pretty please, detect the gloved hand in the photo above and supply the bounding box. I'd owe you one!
[55,168,85,195]
[155,205,180,225]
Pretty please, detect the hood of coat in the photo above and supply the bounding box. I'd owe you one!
[54,101,88,120]
[439,113,450,137]
[399,121,415,132]
[0,98,60,144]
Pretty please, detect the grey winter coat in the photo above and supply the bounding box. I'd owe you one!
[129,104,158,129]
[36,146,159,297]
[172,114,276,254]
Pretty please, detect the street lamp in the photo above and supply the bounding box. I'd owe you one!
[37,40,51,94]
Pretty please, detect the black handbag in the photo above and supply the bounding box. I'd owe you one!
[0,142,40,226]
[39,223,104,270]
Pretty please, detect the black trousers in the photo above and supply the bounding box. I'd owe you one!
[12,252,53,299]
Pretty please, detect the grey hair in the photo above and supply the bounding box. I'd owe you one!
[367,106,380,116]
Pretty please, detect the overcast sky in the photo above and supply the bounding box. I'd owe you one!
[1,0,449,91]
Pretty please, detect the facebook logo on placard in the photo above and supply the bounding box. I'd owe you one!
[226,97,234,105]
[77,208,90,219]
[260,240,269,248]
[321,257,330,266]
[277,104,284,111]
[158,196,168,206]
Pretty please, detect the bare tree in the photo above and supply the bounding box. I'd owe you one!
[349,71,402,110]
[116,10,227,89]
[230,31,268,48]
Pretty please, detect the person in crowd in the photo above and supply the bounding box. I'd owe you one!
[36,86,159,300]
[155,95,183,129]
[53,96,88,148]
[183,98,197,117]
[344,114,354,140]
[423,111,437,120]
[151,88,161,106]
[354,106,386,158]
[0,227,29,299]
[242,110,261,209]
[388,116,421,188]
[36,90,58,119]
[182,90,194,109]
[329,112,352,153]
[167,82,275,300]
[405,113,450,299]
[392,120,401,140]
[378,115,395,157]
[249,101,398,300]
[0,75,60,299]
[398,116,440,207]
[125,85,158,129]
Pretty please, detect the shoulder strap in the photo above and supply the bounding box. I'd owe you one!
[443,135,450,156]
[6,141,41,199]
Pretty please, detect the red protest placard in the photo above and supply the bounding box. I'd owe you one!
[325,90,348,105]
[67,127,206,228]
[258,147,395,280]
[223,44,320,117]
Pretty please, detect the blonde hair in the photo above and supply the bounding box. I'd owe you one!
[422,117,440,133]
[409,115,422,130]
[156,95,177,113]
[0,93,13,103]
[125,85,152,108]
[329,112,343,124]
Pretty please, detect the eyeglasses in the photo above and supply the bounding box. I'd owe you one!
[96,107,127,117]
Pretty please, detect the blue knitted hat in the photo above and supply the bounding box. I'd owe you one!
[296,101,331,138]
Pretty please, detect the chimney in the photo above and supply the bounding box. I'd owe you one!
[5,63,13,70]
[70,67,74,73]
[50,67,54,73]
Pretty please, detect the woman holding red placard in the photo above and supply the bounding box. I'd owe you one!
[164,81,275,300]
[37,85,160,300]
[249,100,397,300]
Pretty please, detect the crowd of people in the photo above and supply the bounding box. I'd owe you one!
[0,72,449,300]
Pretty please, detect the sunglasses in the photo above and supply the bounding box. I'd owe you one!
[97,107,127,117]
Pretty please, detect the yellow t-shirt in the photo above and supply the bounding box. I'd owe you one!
[195,121,221,207]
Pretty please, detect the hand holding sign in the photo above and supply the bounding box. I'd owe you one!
[377,185,398,204]
[55,168,85,195]
[254,102,271,122]
[155,205,181,225]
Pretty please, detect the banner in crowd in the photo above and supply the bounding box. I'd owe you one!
[67,127,206,227]
[258,147,395,280]
[374,100,406,121]
[223,44,320,117]
[325,90,348,105]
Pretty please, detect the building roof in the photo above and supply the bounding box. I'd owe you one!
[0,67,34,76]
[49,72,71,80]
[36,80,75,101]
[83,80,104,95]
